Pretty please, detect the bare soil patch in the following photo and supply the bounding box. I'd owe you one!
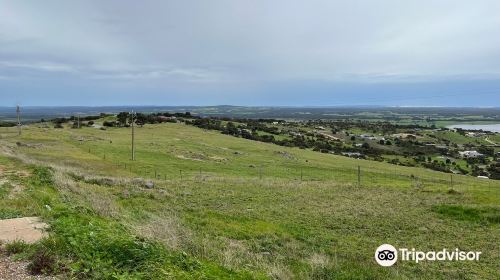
[0,217,48,244]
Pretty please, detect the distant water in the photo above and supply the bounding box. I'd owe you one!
[447,124,500,133]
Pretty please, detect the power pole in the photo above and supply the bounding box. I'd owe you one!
[131,110,136,161]
[16,105,21,136]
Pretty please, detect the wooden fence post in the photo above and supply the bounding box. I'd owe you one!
[357,165,361,186]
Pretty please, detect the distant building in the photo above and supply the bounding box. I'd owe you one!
[157,116,176,122]
[342,152,363,158]
[459,150,484,158]
[466,132,486,137]
[391,133,417,139]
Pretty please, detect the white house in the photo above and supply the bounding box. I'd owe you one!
[459,150,484,158]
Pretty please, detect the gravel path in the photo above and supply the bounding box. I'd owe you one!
[0,251,55,280]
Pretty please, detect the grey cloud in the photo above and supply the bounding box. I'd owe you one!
[2,0,500,82]
[1,0,500,106]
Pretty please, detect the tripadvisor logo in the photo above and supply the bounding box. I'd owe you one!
[375,244,482,267]
[375,244,398,266]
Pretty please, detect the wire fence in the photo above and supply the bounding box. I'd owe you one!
[12,137,496,194]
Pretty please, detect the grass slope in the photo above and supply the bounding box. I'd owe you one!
[0,123,499,279]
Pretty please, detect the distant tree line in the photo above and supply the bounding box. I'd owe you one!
[0,121,16,127]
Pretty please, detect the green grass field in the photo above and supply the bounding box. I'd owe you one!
[0,122,499,279]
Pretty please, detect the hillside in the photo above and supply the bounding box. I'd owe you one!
[0,122,499,279]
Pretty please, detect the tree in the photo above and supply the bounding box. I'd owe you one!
[478,146,494,157]
[135,113,147,126]
[117,112,129,126]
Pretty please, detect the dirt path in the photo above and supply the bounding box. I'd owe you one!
[485,137,497,145]
[0,217,48,244]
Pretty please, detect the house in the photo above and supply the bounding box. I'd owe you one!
[466,132,486,137]
[391,133,417,139]
[157,116,176,122]
[342,152,363,158]
[318,132,341,141]
[459,150,484,158]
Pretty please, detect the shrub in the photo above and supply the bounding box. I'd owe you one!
[5,240,30,255]
[28,245,59,275]
[31,166,54,186]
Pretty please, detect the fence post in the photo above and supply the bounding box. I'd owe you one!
[357,165,361,187]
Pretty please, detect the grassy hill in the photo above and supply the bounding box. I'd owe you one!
[0,122,498,279]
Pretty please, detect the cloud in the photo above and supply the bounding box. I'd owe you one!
[88,67,224,83]
[0,61,77,73]
[1,0,500,105]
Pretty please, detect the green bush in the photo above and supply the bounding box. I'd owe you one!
[5,240,30,255]
[31,166,54,186]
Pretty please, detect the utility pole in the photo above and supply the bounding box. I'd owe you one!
[16,105,21,136]
[131,110,136,161]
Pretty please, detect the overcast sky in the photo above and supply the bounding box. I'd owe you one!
[1,0,500,106]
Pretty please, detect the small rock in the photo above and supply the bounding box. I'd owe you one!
[145,181,154,189]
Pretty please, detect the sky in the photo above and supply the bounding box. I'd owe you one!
[1,0,500,107]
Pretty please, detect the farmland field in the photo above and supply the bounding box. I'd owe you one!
[0,120,499,279]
